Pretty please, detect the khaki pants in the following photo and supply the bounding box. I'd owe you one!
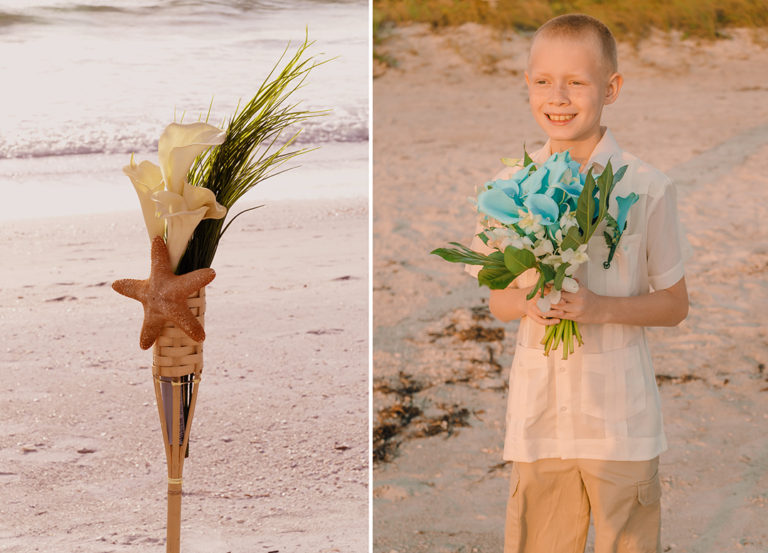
[504,457,662,553]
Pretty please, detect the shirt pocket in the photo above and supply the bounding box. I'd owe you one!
[587,232,642,297]
[509,345,549,420]
[579,344,647,423]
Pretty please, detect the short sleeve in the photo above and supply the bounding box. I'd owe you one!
[645,180,692,290]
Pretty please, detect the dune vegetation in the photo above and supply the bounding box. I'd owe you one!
[373,0,768,43]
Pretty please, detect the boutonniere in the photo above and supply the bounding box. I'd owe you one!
[603,192,639,268]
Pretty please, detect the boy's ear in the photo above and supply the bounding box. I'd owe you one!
[604,72,623,105]
[524,71,530,86]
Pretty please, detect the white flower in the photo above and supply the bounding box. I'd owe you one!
[562,276,580,293]
[484,228,509,249]
[157,122,227,195]
[486,227,533,253]
[123,154,165,239]
[559,209,577,232]
[499,235,525,251]
[542,254,562,268]
[532,238,554,257]
[517,209,543,235]
[537,288,561,313]
[123,122,228,269]
[561,244,589,266]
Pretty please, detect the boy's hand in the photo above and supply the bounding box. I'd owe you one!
[524,285,562,326]
[548,277,689,327]
[546,279,606,324]
[489,285,560,325]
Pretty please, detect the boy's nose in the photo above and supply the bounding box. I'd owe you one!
[549,84,569,104]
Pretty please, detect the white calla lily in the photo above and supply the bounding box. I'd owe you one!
[158,122,226,195]
[124,122,228,267]
[162,206,209,270]
[182,182,227,219]
[123,154,165,239]
[153,187,227,270]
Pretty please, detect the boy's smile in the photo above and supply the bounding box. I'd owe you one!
[525,32,622,166]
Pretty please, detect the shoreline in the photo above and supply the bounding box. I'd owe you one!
[0,141,369,221]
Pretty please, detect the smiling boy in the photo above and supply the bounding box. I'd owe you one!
[468,14,690,553]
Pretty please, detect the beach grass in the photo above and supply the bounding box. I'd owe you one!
[373,0,768,43]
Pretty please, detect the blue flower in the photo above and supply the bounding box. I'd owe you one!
[524,193,560,226]
[616,192,639,231]
[477,186,524,224]
[477,150,588,228]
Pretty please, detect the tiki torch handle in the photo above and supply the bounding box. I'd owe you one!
[167,478,183,553]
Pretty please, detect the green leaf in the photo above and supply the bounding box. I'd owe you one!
[576,169,597,238]
[177,33,328,274]
[539,263,556,282]
[611,164,628,195]
[553,263,569,290]
[430,242,496,265]
[596,159,612,221]
[526,272,546,300]
[523,147,534,167]
[561,226,583,251]
[503,246,536,277]
[478,265,517,290]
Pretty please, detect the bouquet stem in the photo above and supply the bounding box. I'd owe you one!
[541,318,582,360]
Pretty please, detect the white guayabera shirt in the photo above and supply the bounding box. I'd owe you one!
[467,129,691,462]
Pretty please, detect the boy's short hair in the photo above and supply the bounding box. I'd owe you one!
[533,14,618,74]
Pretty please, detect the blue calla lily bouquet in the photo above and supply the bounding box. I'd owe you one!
[432,148,638,359]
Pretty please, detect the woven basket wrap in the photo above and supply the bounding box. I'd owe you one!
[152,287,205,378]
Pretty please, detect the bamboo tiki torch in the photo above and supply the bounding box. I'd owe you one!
[151,288,206,553]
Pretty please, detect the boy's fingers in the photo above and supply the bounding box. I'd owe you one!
[536,316,560,325]
[530,310,560,325]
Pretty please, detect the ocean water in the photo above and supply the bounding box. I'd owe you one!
[0,0,369,220]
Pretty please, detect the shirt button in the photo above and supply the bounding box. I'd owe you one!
[559,366,566,373]
[560,406,567,412]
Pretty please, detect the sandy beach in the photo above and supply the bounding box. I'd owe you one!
[0,197,368,552]
[373,24,768,553]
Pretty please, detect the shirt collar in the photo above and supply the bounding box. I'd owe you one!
[532,127,624,173]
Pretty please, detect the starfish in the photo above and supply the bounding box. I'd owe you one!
[112,236,216,350]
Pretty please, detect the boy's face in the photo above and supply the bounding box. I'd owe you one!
[525,32,622,158]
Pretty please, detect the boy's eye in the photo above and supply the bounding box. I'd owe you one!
[570,81,584,86]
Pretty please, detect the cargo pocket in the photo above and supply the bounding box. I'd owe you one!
[637,471,662,505]
[580,345,647,422]
[587,233,642,297]
[509,345,549,419]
